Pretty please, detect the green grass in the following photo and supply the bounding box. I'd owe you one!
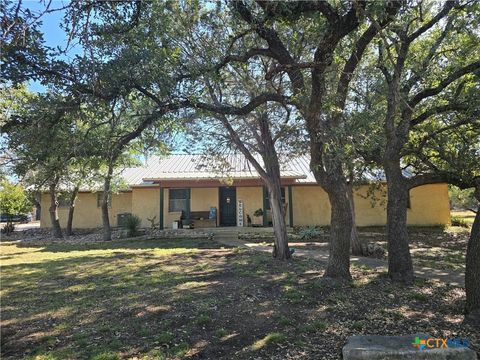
[215,328,228,338]
[1,232,474,360]
[0,238,217,360]
[250,332,287,350]
[408,292,429,302]
[299,320,328,333]
[451,210,475,226]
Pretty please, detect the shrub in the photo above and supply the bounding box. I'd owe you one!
[2,223,15,235]
[125,214,141,237]
[253,208,264,217]
[451,216,469,228]
[298,225,321,241]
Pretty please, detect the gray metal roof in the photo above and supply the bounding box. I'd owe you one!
[121,154,315,185]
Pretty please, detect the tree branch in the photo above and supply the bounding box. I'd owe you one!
[409,61,480,108]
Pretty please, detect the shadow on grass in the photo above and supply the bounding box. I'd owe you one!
[1,239,476,360]
[16,237,229,253]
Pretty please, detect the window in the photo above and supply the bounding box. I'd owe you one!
[265,187,286,210]
[97,192,112,208]
[169,189,189,212]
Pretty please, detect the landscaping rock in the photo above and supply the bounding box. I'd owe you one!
[343,334,477,360]
[361,242,386,258]
[3,227,214,244]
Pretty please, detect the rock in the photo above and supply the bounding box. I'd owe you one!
[343,334,477,360]
[361,242,386,258]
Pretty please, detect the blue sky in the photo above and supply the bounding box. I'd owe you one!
[23,1,79,92]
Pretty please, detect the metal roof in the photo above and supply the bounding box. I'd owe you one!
[121,154,315,185]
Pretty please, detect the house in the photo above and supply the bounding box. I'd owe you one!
[40,155,451,229]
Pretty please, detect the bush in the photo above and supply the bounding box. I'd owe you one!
[253,208,264,217]
[125,214,141,237]
[2,223,15,235]
[298,225,321,241]
[451,216,470,228]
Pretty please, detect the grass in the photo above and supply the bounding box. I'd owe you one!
[299,320,328,333]
[451,210,476,226]
[1,235,478,359]
[250,332,286,350]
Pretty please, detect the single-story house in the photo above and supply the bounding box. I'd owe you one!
[40,155,451,229]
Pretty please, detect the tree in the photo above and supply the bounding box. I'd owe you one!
[191,93,301,259]
[1,89,84,238]
[449,186,478,212]
[191,1,400,279]
[0,179,31,234]
[403,106,480,320]
[362,1,480,283]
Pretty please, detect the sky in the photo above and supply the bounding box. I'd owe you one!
[23,0,80,92]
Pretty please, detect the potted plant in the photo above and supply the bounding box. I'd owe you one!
[252,208,264,227]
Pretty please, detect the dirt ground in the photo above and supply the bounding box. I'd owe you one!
[1,237,477,360]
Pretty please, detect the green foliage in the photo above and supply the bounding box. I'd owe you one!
[146,215,158,230]
[0,180,31,218]
[449,186,478,211]
[297,225,321,241]
[253,208,264,217]
[451,216,470,228]
[124,214,141,237]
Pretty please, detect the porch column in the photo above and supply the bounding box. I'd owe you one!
[262,186,268,226]
[288,185,293,227]
[159,186,164,230]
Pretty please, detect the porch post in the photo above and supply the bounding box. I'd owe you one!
[159,186,164,230]
[186,188,191,225]
[262,186,268,226]
[288,185,293,227]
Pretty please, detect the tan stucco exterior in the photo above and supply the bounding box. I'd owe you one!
[407,183,451,226]
[40,183,451,229]
[40,191,132,229]
[237,186,263,225]
[132,187,160,228]
[292,186,331,226]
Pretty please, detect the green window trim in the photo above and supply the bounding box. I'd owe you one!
[159,187,164,230]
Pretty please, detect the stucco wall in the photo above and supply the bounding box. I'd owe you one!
[191,188,218,212]
[292,183,450,227]
[407,183,450,226]
[292,186,331,226]
[40,183,450,229]
[131,187,160,228]
[237,186,263,225]
[353,185,388,226]
[40,191,132,229]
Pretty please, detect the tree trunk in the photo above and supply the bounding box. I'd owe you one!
[102,162,114,241]
[385,167,414,284]
[66,186,79,236]
[347,183,362,255]
[256,113,290,260]
[465,187,480,321]
[268,179,290,260]
[324,185,353,279]
[48,183,63,238]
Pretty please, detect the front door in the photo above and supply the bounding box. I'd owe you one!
[219,187,236,226]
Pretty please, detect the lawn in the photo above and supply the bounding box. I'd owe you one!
[1,237,478,359]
